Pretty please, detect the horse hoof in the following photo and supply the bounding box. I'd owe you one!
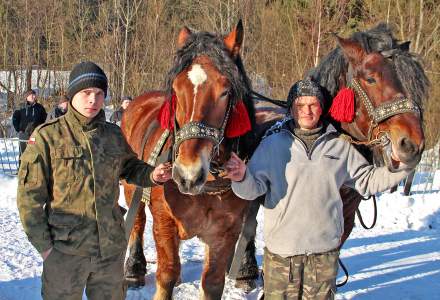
[234,278,257,293]
[125,275,146,288]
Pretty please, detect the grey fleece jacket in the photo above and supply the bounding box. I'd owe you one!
[232,123,409,257]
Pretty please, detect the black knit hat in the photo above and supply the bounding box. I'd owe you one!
[67,61,108,100]
[286,78,324,109]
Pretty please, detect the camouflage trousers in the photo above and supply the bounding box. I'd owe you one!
[263,247,339,300]
[42,248,126,300]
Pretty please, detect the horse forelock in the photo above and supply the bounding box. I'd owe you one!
[165,30,256,158]
[165,31,253,109]
[311,23,430,109]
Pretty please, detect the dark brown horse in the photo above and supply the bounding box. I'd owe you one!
[121,22,260,299]
[230,23,430,292]
[310,24,429,245]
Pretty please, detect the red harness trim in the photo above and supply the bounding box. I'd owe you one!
[157,94,251,138]
[328,87,355,123]
[158,94,177,130]
[225,101,251,138]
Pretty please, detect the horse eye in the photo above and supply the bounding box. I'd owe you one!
[366,77,376,84]
[219,90,230,99]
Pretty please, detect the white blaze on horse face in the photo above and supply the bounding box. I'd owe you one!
[187,64,207,121]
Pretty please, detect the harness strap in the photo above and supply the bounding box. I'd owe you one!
[124,121,168,240]
[351,79,419,125]
[141,129,170,206]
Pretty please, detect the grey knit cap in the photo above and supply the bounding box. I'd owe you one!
[67,61,108,100]
[286,78,324,108]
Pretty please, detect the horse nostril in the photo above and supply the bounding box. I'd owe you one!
[181,178,187,187]
[398,137,417,155]
[194,171,205,186]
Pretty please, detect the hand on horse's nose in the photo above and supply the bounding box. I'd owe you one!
[224,152,246,182]
[152,163,173,183]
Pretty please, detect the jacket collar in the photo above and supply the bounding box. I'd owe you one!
[25,101,36,108]
[65,102,106,131]
[281,119,338,136]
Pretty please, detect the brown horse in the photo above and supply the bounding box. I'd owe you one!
[121,21,260,299]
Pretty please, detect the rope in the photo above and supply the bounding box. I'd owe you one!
[356,195,378,230]
[336,258,349,287]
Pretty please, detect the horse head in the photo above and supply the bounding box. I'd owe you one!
[165,21,254,195]
[312,24,429,171]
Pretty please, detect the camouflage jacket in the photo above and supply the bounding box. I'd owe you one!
[17,104,155,258]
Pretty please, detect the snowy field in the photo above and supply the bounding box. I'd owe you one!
[1,173,440,299]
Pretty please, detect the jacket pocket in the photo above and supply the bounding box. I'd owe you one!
[52,146,87,212]
[48,212,83,241]
[54,146,85,181]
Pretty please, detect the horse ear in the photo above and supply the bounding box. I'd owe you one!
[336,36,366,66]
[224,20,244,58]
[177,26,192,49]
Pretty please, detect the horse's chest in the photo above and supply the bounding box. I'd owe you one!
[163,185,246,239]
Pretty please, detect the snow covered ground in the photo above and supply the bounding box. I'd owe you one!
[1,173,440,299]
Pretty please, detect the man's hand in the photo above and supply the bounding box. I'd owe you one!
[41,247,53,261]
[224,152,246,182]
[152,162,172,183]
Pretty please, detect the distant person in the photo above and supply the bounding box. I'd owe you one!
[110,96,132,125]
[12,89,47,156]
[46,95,68,121]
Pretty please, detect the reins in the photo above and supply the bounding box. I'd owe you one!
[250,90,287,108]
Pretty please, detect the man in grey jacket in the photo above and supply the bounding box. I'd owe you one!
[225,78,411,299]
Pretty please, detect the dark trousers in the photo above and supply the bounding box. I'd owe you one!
[18,131,29,157]
[42,248,126,300]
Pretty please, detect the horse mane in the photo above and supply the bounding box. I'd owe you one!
[164,30,257,158]
[310,23,430,109]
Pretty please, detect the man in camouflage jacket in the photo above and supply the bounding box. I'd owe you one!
[17,61,171,300]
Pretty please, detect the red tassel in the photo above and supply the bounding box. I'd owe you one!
[329,88,355,123]
[158,94,176,129]
[225,101,252,138]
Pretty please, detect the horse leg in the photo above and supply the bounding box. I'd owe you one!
[229,199,260,292]
[340,186,362,247]
[123,183,148,287]
[201,237,238,300]
[151,203,181,300]
[234,239,259,292]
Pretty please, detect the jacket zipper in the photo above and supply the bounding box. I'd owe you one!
[281,128,335,160]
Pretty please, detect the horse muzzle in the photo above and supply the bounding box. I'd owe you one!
[172,158,209,195]
[385,136,424,172]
